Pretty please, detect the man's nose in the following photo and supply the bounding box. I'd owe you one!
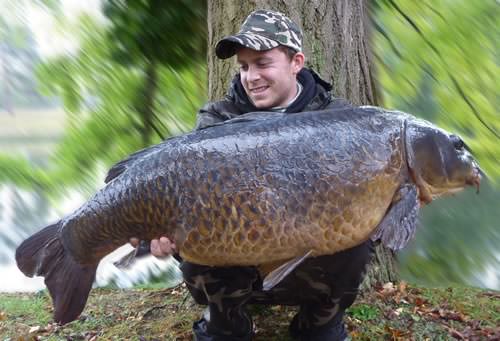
[247,65,260,82]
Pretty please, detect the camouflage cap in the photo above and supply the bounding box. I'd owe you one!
[215,9,303,59]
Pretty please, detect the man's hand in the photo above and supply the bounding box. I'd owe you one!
[129,237,177,257]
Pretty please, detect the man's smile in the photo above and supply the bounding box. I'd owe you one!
[250,85,270,94]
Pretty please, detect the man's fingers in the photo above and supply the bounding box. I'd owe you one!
[151,237,176,257]
[131,237,176,257]
[159,236,177,254]
[150,239,162,257]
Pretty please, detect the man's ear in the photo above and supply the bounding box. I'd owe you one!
[292,52,305,74]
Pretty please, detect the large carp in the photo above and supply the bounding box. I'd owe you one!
[16,105,481,324]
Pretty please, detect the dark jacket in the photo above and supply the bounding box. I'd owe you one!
[194,68,349,130]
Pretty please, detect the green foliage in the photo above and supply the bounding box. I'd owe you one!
[347,304,379,321]
[374,0,500,179]
[0,12,206,196]
[103,0,206,67]
[372,1,499,290]
[0,154,53,189]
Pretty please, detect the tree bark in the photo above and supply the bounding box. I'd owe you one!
[207,0,396,286]
[135,61,161,145]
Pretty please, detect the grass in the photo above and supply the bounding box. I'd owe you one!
[348,282,500,340]
[1,282,498,340]
[0,292,51,326]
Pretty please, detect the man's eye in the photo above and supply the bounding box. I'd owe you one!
[239,65,248,71]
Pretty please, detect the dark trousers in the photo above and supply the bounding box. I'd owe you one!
[180,240,374,340]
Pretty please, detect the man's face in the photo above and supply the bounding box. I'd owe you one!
[236,47,304,109]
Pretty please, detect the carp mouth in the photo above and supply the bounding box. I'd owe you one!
[409,162,481,205]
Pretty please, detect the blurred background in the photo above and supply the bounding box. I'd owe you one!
[0,0,498,292]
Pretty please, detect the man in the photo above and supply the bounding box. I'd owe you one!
[131,9,373,341]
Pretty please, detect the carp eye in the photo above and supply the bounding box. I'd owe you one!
[451,135,464,150]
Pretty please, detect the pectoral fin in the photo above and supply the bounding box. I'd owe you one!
[370,184,420,250]
[113,240,151,269]
[262,250,312,291]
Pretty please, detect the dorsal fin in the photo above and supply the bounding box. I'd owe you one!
[105,144,164,183]
[198,111,287,130]
[106,112,286,182]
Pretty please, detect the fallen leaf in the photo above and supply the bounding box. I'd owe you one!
[383,282,394,291]
[385,325,409,338]
[414,297,426,306]
[29,326,41,333]
[410,314,421,322]
[84,332,98,341]
[398,281,407,294]
[446,326,465,339]
[45,323,57,332]
[350,330,360,338]
[379,282,397,298]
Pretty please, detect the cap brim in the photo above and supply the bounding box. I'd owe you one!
[215,33,280,59]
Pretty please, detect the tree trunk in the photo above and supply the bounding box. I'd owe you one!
[135,61,160,145]
[207,0,397,286]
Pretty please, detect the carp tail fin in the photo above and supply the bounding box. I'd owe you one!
[15,221,97,324]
